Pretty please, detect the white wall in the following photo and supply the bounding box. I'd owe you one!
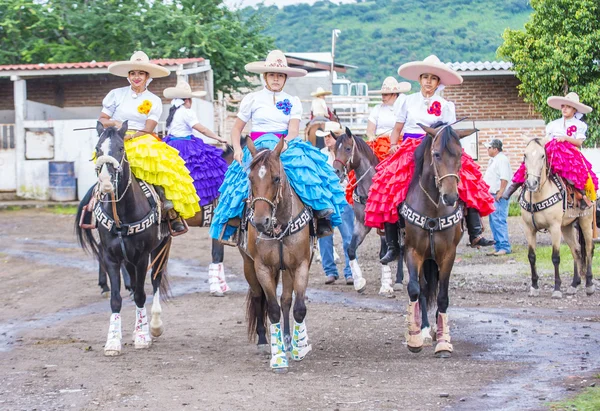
[582,148,600,179]
[0,110,15,123]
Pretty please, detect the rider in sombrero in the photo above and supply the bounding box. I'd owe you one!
[99,51,200,233]
[209,50,347,241]
[365,55,495,264]
[310,87,334,121]
[503,92,598,206]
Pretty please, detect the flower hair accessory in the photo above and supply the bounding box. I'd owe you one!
[427,101,442,116]
[566,125,577,137]
[138,99,152,115]
[276,99,292,115]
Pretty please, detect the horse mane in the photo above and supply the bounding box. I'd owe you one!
[336,132,379,165]
[413,121,461,178]
[249,148,274,170]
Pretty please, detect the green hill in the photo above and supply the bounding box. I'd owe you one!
[244,0,532,88]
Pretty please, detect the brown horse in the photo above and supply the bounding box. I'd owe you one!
[304,112,340,147]
[403,122,476,358]
[242,137,314,373]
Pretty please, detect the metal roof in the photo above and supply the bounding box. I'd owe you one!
[446,61,514,76]
[285,52,357,73]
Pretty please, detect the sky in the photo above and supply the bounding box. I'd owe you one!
[224,0,355,9]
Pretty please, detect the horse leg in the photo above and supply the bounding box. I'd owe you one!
[348,222,370,293]
[132,255,152,349]
[98,265,110,296]
[377,236,395,297]
[242,255,268,353]
[121,264,133,294]
[104,256,123,356]
[434,264,453,358]
[280,270,294,354]
[562,223,581,296]
[524,227,540,297]
[578,217,595,296]
[209,240,225,297]
[291,261,312,362]
[395,237,405,291]
[150,238,170,338]
[211,239,231,295]
[419,292,432,347]
[548,225,563,299]
[405,249,424,353]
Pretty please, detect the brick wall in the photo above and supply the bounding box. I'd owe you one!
[477,127,546,174]
[444,76,540,121]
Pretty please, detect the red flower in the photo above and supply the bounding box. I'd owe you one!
[566,125,577,137]
[427,101,442,116]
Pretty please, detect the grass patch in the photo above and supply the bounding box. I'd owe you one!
[549,387,600,410]
[49,205,78,215]
[508,201,521,217]
[512,243,600,272]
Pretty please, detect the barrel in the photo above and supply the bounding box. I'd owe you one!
[48,161,77,201]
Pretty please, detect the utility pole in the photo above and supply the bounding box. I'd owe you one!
[331,29,341,87]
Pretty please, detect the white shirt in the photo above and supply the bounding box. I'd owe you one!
[368,95,406,135]
[311,98,329,117]
[167,106,200,137]
[484,152,512,194]
[101,86,163,131]
[546,117,588,140]
[396,92,456,135]
[238,87,302,132]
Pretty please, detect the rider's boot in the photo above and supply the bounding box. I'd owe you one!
[380,222,400,264]
[466,208,495,247]
[156,186,186,233]
[502,182,521,200]
[315,208,334,238]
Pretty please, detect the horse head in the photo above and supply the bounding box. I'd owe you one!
[523,138,548,192]
[246,137,286,234]
[95,121,128,195]
[332,127,358,181]
[417,122,476,207]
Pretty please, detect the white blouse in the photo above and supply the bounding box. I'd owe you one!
[101,86,163,131]
[546,117,588,140]
[396,92,456,135]
[167,107,200,137]
[237,88,302,132]
[368,94,406,135]
[311,98,329,117]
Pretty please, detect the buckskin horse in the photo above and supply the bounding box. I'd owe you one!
[518,138,595,298]
[241,137,314,372]
[331,127,404,297]
[402,122,476,358]
[76,121,171,356]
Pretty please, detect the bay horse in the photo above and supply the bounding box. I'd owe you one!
[330,127,404,297]
[403,122,476,358]
[242,137,314,372]
[75,121,171,356]
[519,138,595,298]
[304,111,340,147]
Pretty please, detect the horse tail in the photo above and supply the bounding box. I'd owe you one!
[157,238,172,300]
[577,221,589,273]
[75,185,101,261]
[423,259,439,308]
[246,288,267,342]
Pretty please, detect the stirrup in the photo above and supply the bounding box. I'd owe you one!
[168,217,189,237]
[218,223,239,247]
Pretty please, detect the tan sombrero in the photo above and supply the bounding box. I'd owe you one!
[163,81,207,99]
[311,87,332,97]
[108,51,170,78]
[315,121,343,137]
[245,50,307,78]
[398,55,463,86]
[547,92,592,114]
[369,77,411,94]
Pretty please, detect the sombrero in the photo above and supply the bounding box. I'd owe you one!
[163,81,207,99]
[311,87,332,97]
[547,92,592,114]
[108,51,170,78]
[369,77,411,94]
[398,55,463,86]
[315,121,343,137]
[245,50,307,78]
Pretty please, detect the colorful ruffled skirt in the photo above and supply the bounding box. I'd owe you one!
[209,134,347,240]
[124,134,200,219]
[512,139,598,199]
[163,135,228,207]
[345,135,391,204]
[364,136,495,230]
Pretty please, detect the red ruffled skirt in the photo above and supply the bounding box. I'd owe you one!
[345,135,392,204]
[364,138,495,229]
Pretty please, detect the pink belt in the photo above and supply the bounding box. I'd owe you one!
[249,131,288,141]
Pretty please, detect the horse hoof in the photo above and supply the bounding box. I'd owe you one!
[586,285,595,296]
[435,350,452,359]
[528,287,540,297]
[272,367,289,374]
[257,344,270,355]
[101,291,110,299]
[210,291,224,297]
[551,290,562,299]
[354,278,367,294]
[407,345,423,353]
[150,325,164,338]
[104,349,121,356]
[393,283,403,291]
[378,287,395,298]
[422,336,433,347]
[134,335,152,349]
[566,286,578,295]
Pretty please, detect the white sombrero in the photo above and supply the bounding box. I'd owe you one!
[245,50,307,78]
[547,92,592,114]
[311,87,332,97]
[108,51,170,78]
[163,81,207,99]
[369,77,412,94]
[398,55,463,86]
[315,121,343,137]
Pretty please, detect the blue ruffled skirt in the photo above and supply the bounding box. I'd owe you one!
[209,134,347,240]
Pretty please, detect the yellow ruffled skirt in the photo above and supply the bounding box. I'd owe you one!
[125,134,200,219]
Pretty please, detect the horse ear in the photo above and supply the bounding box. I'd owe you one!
[272,136,285,159]
[345,127,352,137]
[118,121,128,139]
[417,123,436,136]
[96,121,104,137]
[246,136,257,156]
[456,128,478,139]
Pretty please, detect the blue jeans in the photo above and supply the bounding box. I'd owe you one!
[489,195,511,253]
[319,204,354,279]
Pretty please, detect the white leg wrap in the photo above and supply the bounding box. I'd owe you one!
[270,323,288,370]
[349,259,367,292]
[150,289,164,338]
[333,248,341,264]
[105,313,122,356]
[421,326,433,346]
[208,263,224,297]
[217,263,231,294]
[378,265,395,296]
[291,320,312,361]
[134,306,152,349]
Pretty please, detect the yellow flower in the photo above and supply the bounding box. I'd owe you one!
[138,100,152,115]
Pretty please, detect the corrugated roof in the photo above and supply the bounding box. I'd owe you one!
[0,57,205,72]
[446,61,513,72]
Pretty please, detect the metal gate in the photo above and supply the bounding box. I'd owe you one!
[0,124,16,191]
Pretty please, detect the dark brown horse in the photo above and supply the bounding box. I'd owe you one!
[242,137,314,372]
[403,122,476,358]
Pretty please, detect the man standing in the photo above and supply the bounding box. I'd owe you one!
[483,139,513,255]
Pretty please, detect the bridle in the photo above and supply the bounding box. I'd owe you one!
[523,139,549,193]
[333,134,357,179]
[430,125,460,189]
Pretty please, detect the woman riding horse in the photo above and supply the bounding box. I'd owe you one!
[162,81,231,296]
[98,51,200,232]
[365,55,495,264]
[209,50,347,243]
[504,92,598,204]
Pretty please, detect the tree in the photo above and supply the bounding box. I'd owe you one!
[0,0,274,95]
[498,0,600,145]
